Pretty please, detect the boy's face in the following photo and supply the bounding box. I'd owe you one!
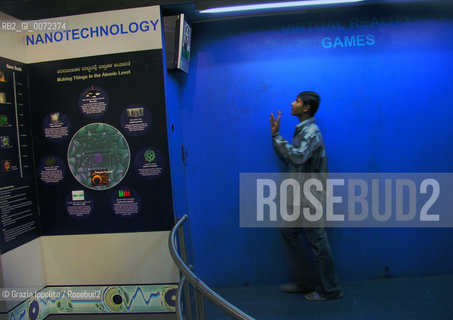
[291,97,308,116]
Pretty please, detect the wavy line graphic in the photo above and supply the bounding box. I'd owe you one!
[124,287,161,311]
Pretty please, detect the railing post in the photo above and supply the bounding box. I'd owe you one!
[176,275,186,320]
[177,221,193,320]
[169,215,255,320]
[194,288,206,320]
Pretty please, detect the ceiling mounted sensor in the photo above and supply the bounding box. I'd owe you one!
[197,0,366,14]
[163,14,192,73]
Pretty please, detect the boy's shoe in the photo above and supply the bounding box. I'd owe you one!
[305,290,344,301]
[279,283,315,294]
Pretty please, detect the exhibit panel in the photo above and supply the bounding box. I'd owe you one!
[0,56,41,254]
[0,5,180,319]
[0,15,48,315]
[28,49,174,236]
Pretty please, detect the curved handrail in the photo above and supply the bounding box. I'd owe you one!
[176,275,186,320]
[169,215,255,320]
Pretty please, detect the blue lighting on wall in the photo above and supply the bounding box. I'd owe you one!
[179,4,453,286]
[199,0,365,14]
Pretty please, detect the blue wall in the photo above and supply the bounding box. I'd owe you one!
[178,4,453,286]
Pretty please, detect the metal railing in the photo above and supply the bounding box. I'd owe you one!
[169,215,256,320]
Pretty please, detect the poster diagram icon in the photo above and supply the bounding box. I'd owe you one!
[120,104,152,137]
[134,147,165,179]
[66,190,93,219]
[0,115,8,127]
[0,136,11,148]
[111,186,141,218]
[42,111,71,142]
[38,155,66,184]
[91,169,110,186]
[2,160,11,171]
[72,190,85,201]
[144,149,156,162]
[79,86,109,119]
[68,123,130,190]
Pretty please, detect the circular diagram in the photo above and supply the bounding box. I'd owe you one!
[28,300,39,320]
[66,190,94,219]
[38,154,66,184]
[102,287,128,312]
[164,288,177,307]
[134,147,166,180]
[67,123,130,190]
[79,86,109,119]
[110,186,142,218]
[42,111,71,142]
[120,104,152,137]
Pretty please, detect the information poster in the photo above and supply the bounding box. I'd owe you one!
[28,50,174,235]
[0,57,40,253]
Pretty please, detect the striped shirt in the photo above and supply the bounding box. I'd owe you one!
[272,117,328,173]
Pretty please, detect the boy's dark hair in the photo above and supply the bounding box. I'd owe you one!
[298,91,321,116]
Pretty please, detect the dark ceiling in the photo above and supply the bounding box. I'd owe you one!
[0,0,450,21]
[0,0,183,20]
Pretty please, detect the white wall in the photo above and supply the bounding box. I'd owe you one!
[0,12,27,62]
[41,231,178,285]
[1,237,46,287]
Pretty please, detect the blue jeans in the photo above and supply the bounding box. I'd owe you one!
[280,227,341,295]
